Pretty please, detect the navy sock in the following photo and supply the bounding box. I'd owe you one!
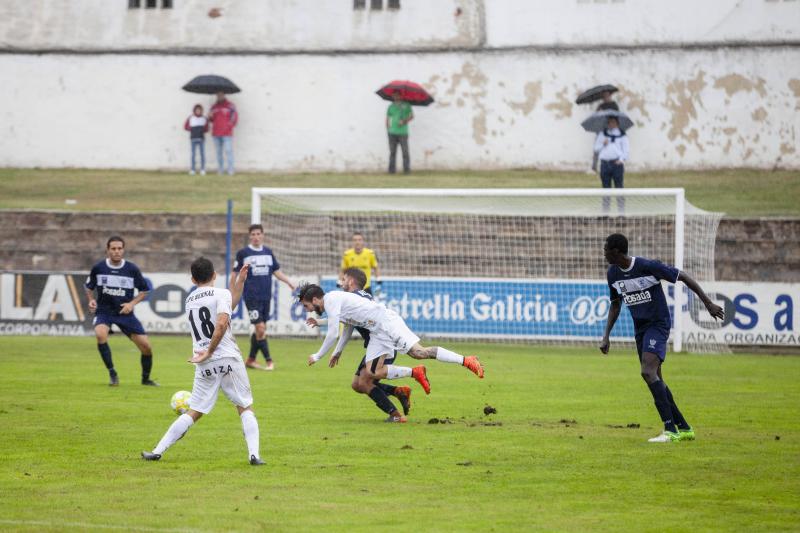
[259,339,271,362]
[248,334,258,360]
[97,343,116,376]
[665,385,690,430]
[377,382,397,396]
[647,380,677,433]
[141,354,153,381]
[368,386,398,415]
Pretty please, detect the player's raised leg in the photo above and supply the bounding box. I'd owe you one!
[131,333,158,386]
[93,323,118,386]
[407,344,484,379]
[143,410,202,460]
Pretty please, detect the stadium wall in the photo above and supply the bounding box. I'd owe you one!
[1,46,799,171]
[0,211,797,282]
[1,1,799,172]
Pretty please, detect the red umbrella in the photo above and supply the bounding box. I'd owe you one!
[376,80,434,106]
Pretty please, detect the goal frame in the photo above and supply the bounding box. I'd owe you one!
[251,187,687,352]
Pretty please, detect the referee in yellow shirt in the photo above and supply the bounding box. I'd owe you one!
[340,232,381,294]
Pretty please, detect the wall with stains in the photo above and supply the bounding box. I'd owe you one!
[0,0,483,52]
[486,0,799,47]
[1,46,797,171]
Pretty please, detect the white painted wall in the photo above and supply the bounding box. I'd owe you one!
[485,0,800,48]
[1,47,797,171]
[0,0,482,51]
[2,1,798,52]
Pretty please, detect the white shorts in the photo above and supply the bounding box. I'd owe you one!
[189,357,253,414]
[365,315,420,362]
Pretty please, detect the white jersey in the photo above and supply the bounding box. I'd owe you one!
[323,290,390,331]
[185,286,242,362]
[310,290,410,361]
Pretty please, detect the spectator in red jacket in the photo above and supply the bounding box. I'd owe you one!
[208,92,238,175]
[184,104,209,175]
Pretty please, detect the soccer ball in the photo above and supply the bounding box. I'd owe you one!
[170,390,192,415]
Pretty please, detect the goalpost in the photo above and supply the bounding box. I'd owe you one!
[251,187,724,353]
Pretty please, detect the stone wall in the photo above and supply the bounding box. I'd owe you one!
[0,210,797,282]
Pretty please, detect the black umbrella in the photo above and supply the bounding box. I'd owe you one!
[581,110,634,133]
[182,75,241,94]
[575,84,618,105]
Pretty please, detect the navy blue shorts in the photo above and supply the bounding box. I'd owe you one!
[355,353,396,376]
[93,312,146,336]
[244,297,271,325]
[635,324,670,362]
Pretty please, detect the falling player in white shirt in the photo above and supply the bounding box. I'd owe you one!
[142,258,265,466]
[298,283,484,398]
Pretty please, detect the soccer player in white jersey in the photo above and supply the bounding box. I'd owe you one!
[298,283,484,396]
[142,258,265,465]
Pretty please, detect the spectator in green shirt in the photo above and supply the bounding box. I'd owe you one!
[385,93,414,174]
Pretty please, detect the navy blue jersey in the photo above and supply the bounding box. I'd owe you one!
[85,259,151,315]
[607,256,679,332]
[233,245,280,301]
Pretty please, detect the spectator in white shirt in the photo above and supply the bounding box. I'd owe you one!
[594,116,629,212]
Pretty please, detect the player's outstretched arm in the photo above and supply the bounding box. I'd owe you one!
[600,299,622,354]
[308,319,340,366]
[678,271,724,321]
[189,313,229,364]
[230,264,250,310]
[329,325,354,368]
[273,269,295,291]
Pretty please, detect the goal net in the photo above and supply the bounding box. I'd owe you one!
[252,188,726,353]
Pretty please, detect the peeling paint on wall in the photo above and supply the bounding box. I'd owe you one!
[750,107,768,122]
[789,79,800,110]
[663,72,706,153]
[545,88,572,119]
[713,73,767,98]
[505,81,542,116]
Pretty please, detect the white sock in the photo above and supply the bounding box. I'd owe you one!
[435,347,465,365]
[240,410,260,459]
[153,413,194,455]
[385,365,413,379]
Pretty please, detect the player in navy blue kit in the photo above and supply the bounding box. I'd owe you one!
[600,233,723,442]
[84,236,158,386]
[231,224,295,370]
[306,268,411,422]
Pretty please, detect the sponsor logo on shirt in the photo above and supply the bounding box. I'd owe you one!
[623,290,652,306]
[102,286,127,297]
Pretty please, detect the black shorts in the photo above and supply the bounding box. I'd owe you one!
[635,324,670,362]
[355,353,396,376]
[244,297,271,325]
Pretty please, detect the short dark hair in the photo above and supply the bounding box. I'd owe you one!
[106,236,125,248]
[297,283,324,302]
[352,232,364,238]
[606,233,629,254]
[342,267,367,290]
[248,224,264,233]
[191,257,215,284]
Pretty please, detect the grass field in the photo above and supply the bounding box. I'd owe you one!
[1,168,798,216]
[1,336,798,532]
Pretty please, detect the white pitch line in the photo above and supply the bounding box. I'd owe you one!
[0,519,201,533]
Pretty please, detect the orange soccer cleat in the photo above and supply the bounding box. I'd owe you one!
[412,366,431,395]
[394,386,412,415]
[463,356,484,379]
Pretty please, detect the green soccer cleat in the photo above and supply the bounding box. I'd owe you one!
[648,431,681,443]
[678,428,695,441]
